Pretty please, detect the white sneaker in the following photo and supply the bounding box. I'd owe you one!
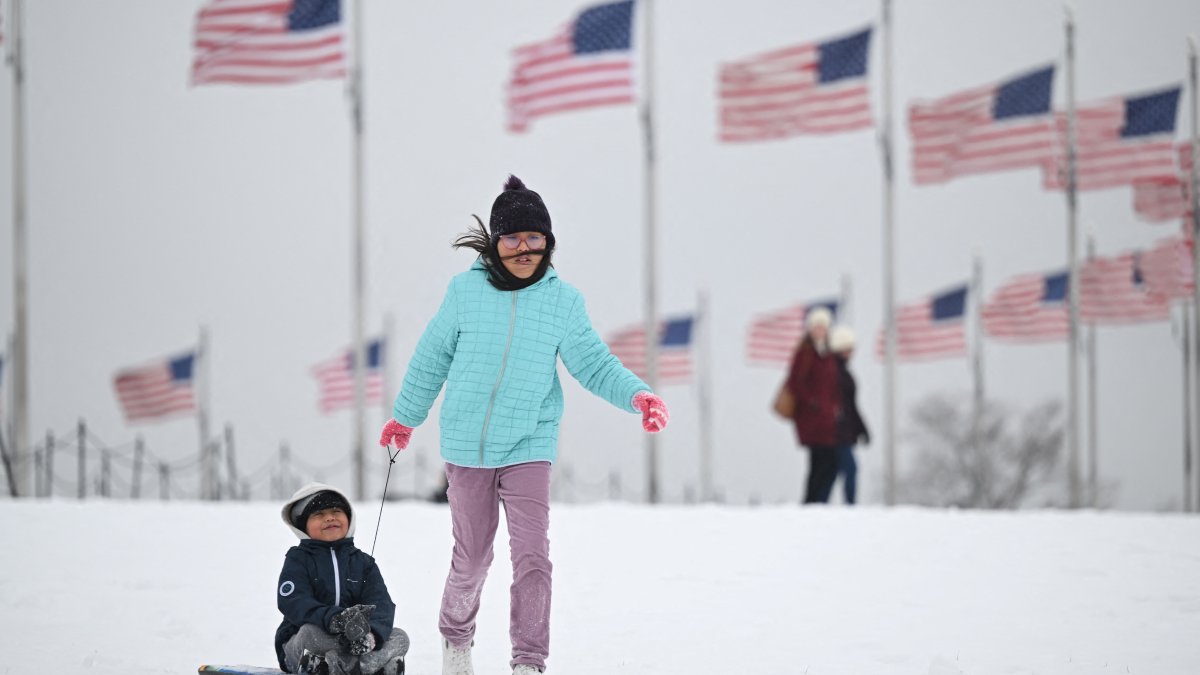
[513,666,542,675]
[442,638,474,675]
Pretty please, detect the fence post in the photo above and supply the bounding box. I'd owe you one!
[100,449,111,498]
[45,429,55,498]
[34,443,43,498]
[159,462,170,501]
[224,424,238,501]
[77,419,86,500]
[131,436,144,500]
[280,442,291,498]
[0,425,18,498]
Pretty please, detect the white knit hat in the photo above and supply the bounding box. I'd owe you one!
[829,325,856,352]
[806,306,833,330]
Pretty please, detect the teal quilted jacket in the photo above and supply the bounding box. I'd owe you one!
[392,260,651,468]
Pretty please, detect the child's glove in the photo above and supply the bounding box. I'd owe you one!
[342,630,376,656]
[378,420,413,451]
[329,603,375,640]
[632,392,669,433]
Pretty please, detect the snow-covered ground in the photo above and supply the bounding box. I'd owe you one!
[2,499,1198,675]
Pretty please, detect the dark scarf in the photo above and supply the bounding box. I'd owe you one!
[482,245,554,291]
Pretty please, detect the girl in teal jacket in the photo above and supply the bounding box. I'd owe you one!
[379,176,668,675]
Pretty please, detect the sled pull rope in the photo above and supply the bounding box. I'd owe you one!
[370,448,400,558]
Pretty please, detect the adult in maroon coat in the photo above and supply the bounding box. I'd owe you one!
[785,307,841,503]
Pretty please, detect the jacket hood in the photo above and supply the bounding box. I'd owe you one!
[280,482,357,540]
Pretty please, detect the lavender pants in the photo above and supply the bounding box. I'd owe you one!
[440,461,553,671]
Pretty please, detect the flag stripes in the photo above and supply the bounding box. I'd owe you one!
[191,0,345,86]
[718,28,872,142]
[506,0,635,133]
[981,271,1069,342]
[1043,88,1182,191]
[909,66,1056,185]
[1139,236,1195,301]
[745,300,839,365]
[608,317,694,384]
[113,353,198,422]
[313,339,385,414]
[1079,252,1170,324]
[1133,142,1195,222]
[876,286,968,361]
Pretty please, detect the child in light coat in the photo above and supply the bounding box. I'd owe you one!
[379,176,669,675]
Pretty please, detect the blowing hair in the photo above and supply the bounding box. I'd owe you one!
[452,215,554,291]
[451,215,492,255]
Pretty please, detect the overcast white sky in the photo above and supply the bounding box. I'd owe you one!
[1,0,1197,509]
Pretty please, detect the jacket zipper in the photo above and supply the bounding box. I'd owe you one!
[330,548,341,607]
[478,292,518,465]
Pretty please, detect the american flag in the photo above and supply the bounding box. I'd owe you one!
[506,0,635,133]
[313,338,385,414]
[191,0,345,86]
[745,299,839,365]
[607,316,693,384]
[1139,235,1194,301]
[1079,251,1170,324]
[1133,176,1190,222]
[1133,142,1194,223]
[1043,87,1181,191]
[876,285,968,361]
[981,271,1069,342]
[908,65,1056,185]
[717,27,872,142]
[113,352,198,423]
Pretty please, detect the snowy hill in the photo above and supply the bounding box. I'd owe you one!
[1,500,1197,675]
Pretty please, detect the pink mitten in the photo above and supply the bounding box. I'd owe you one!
[378,419,414,451]
[632,391,669,433]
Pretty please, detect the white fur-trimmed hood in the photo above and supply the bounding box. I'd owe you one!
[280,482,357,540]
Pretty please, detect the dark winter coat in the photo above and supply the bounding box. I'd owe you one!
[785,336,840,448]
[274,483,396,671]
[834,355,870,447]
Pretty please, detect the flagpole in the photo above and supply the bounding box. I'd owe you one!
[382,313,393,420]
[1187,36,1199,512]
[9,0,31,498]
[971,255,984,458]
[1064,7,1083,508]
[639,0,660,504]
[382,312,398,496]
[4,333,11,451]
[2,333,16,497]
[697,291,713,502]
[1184,304,1195,513]
[197,326,213,500]
[840,274,853,325]
[1086,235,1099,508]
[880,0,898,506]
[348,0,366,501]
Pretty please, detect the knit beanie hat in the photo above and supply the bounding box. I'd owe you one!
[806,306,833,330]
[290,489,352,531]
[829,325,856,352]
[488,175,554,244]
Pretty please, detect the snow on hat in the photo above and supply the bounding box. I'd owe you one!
[290,489,352,531]
[806,306,833,330]
[830,325,856,352]
[488,175,553,241]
